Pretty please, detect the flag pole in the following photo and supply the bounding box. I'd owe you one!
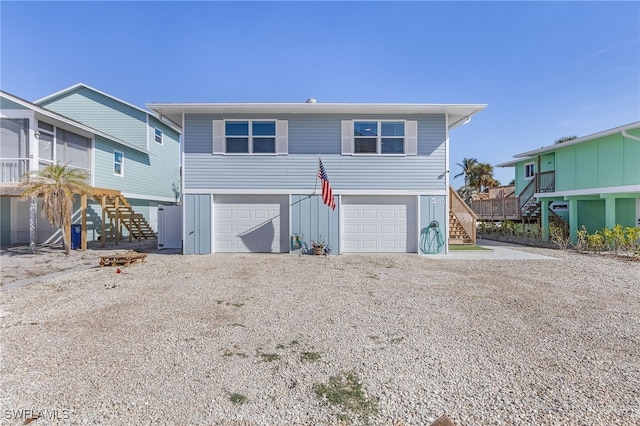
[314,155,320,195]
[316,155,320,241]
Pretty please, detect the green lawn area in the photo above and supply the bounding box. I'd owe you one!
[448,244,491,251]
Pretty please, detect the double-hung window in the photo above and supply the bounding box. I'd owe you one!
[524,162,535,180]
[353,121,405,154]
[154,128,163,144]
[225,120,276,154]
[114,150,124,176]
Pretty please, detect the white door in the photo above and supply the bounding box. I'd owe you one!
[11,197,59,244]
[342,195,417,253]
[214,195,288,253]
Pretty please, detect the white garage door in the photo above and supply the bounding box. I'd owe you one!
[342,196,417,253]
[214,195,288,253]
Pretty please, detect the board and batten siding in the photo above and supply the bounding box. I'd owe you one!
[184,194,212,255]
[183,113,447,192]
[544,131,640,193]
[38,87,148,150]
[290,194,340,252]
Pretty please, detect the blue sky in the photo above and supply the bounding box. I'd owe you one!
[2,1,639,186]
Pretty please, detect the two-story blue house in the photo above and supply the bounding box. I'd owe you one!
[148,101,485,254]
[1,85,181,248]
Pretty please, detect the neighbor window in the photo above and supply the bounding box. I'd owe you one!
[114,150,123,176]
[524,162,535,179]
[154,128,163,144]
[225,120,275,154]
[354,121,404,154]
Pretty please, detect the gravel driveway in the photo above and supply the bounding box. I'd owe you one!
[1,247,639,425]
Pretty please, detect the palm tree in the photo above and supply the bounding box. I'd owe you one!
[20,164,91,254]
[454,157,478,187]
[555,135,577,144]
[469,162,499,193]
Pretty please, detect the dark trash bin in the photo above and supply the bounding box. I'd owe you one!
[71,224,82,250]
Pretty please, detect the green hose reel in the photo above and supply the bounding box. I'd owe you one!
[420,220,444,254]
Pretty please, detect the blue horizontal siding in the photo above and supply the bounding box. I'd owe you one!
[94,136,180,200]
[38,87,147,149]
[289,118,341,154]
[1,97,28,109]
[183,112,447,192]
[184,155,446,192]
[184,113,446,155]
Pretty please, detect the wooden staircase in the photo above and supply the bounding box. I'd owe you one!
[92,188,156,246]
[449,186,477,245]
[449,210,474,244]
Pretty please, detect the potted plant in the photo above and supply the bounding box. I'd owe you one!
[311,238,325,255]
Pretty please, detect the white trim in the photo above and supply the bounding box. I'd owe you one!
[210,194,215,254]
[148,102,486,136]
[146,115,150,151]
[121,192,179,203]
[524,161,536,180]
[0,109,34,119]
[352,119,407,155]
[444,114,450,254]
[182,112,186,255]
[514,121,640,158]
[154,127,164,145]
[535,184,640,199]
[415,194,421,255]
[222,119,278,154]
[113,150,124,176]
[183,188,447,196]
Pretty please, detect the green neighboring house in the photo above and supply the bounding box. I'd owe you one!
[497,122,640,243]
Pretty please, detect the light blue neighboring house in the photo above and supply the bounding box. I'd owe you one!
[148,101,485,254]
[0,85,181,247]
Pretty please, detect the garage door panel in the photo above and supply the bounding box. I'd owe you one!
[380,209,396,219]
[380,225,395,234]
[218,209,233,219]
[362,209,377,219]
[342,196,416,253]
[235,210,250,219]
[215,196,287,253]
[362,225,377,234]
[344,209,359,219]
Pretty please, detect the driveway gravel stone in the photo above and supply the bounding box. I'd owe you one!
[1,247,638,425]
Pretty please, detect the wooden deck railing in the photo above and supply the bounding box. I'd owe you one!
[449,186,477,243]
[470,171,556,221]
[471,197,521,220]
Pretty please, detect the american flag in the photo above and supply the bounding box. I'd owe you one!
[317,159,336,210]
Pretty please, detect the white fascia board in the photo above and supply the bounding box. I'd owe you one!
[535,184,640,199]
[495,157,532,167]
[514,121,640,158]
[121,193,179,203]
[183,188,448,196]
[2,90,148,155]
[147,103,487,132]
